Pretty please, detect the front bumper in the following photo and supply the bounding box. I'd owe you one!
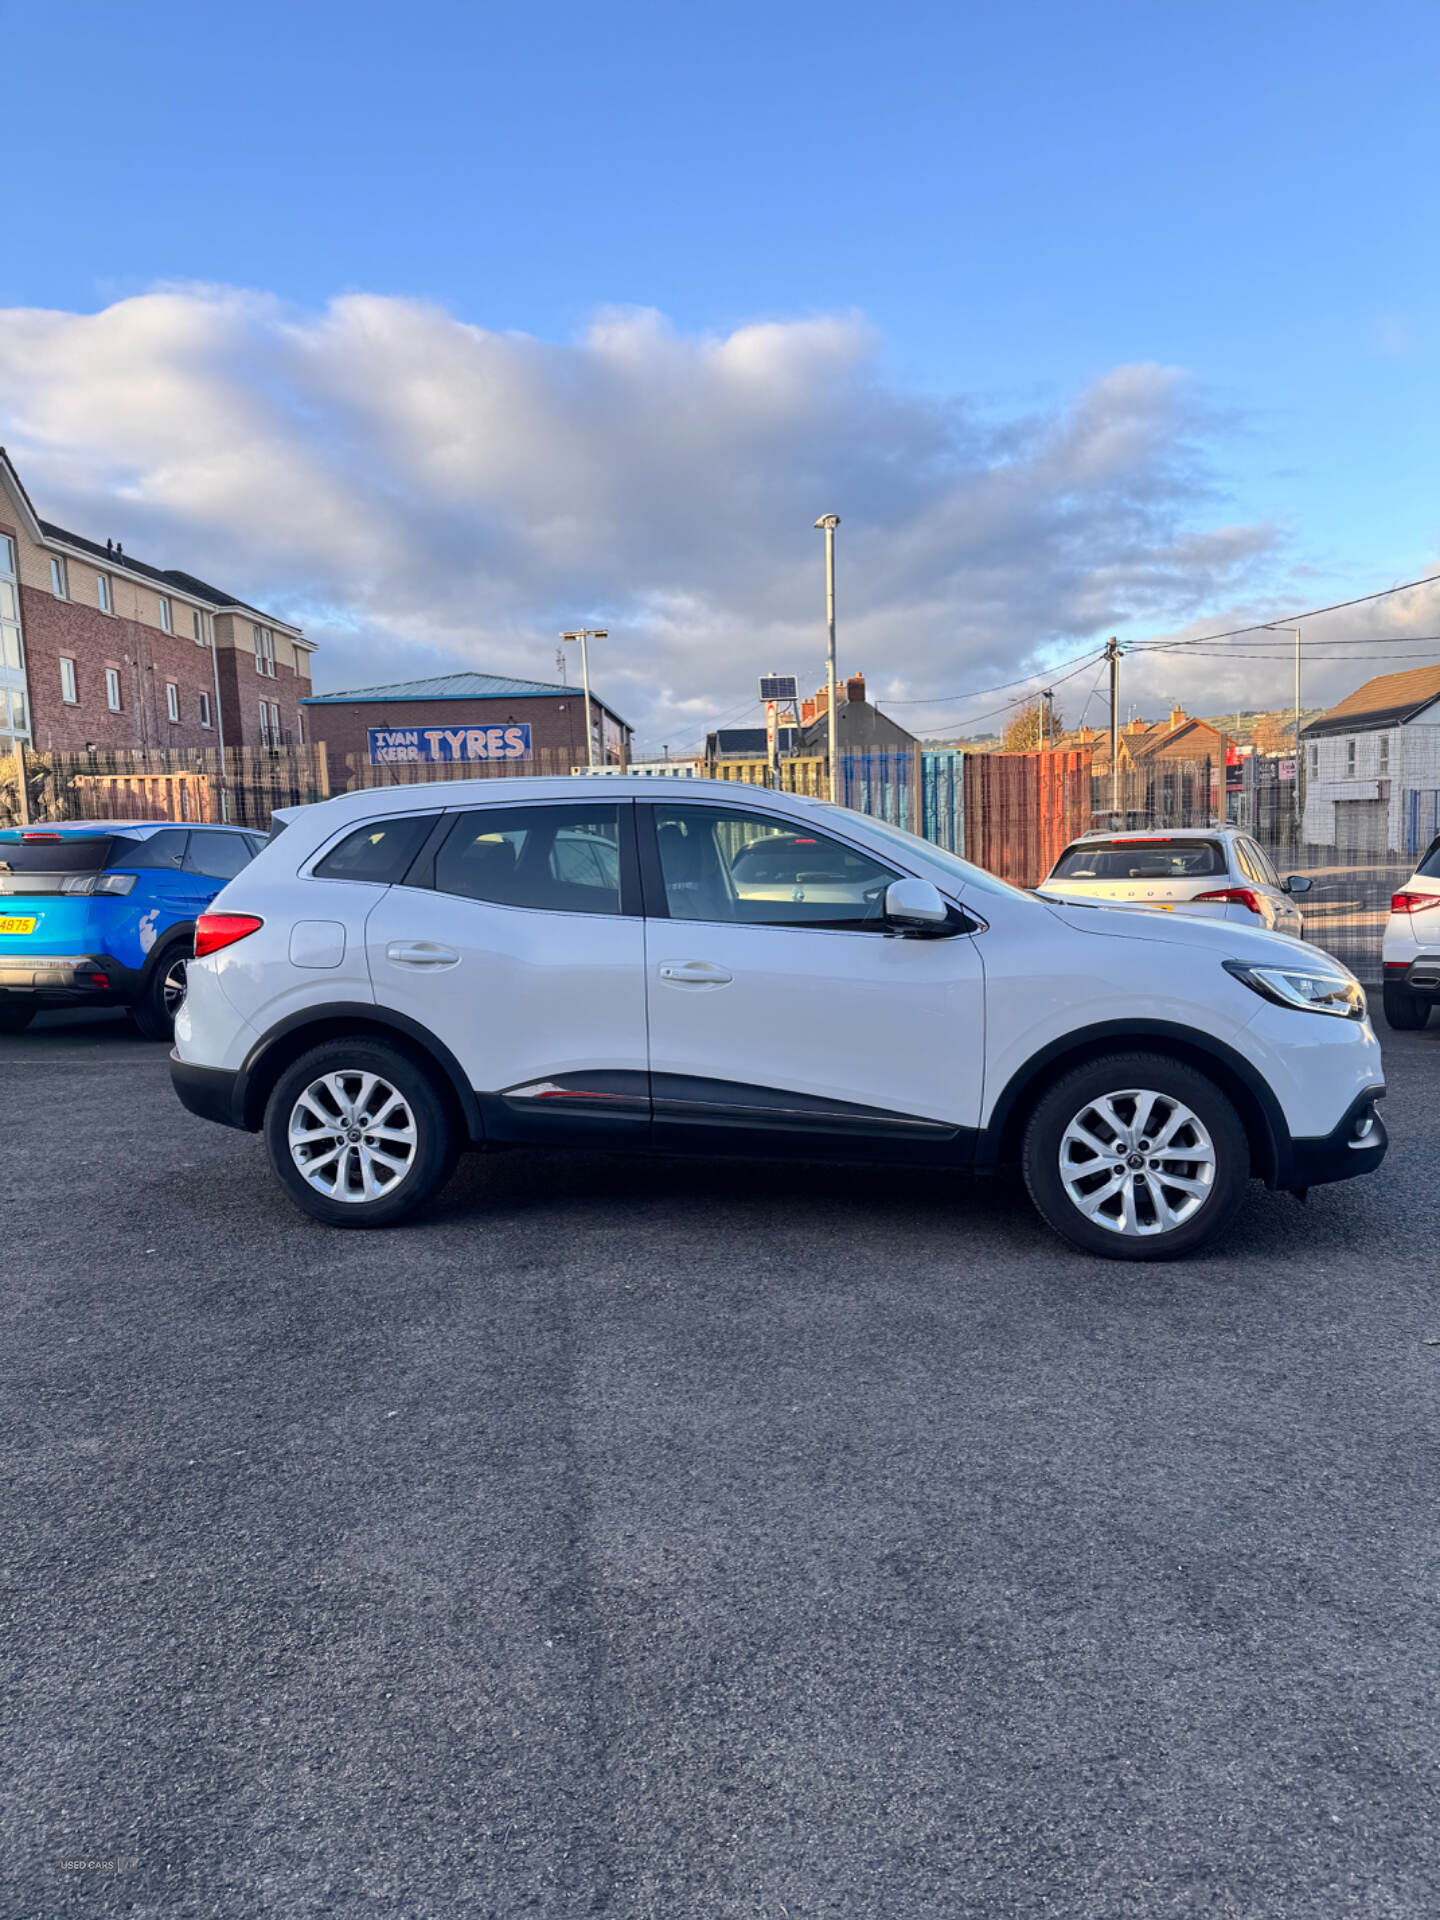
[1275,1085,1387,1193]
[0,952,137,1008]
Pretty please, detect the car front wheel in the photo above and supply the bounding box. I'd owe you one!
[1022,1052,1250,1261]
[264,1039,458,1227]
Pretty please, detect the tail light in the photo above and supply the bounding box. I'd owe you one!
[194,912,263,958]
[1391,891,1440,915]
[1193,887,1265,916]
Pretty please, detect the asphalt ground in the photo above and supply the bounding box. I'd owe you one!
[3,1010,1439,1919]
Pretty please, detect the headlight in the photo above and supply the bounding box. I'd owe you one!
[1223,958,1366,1020]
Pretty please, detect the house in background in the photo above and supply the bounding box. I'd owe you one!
[0,448,313,756]
[1301,665,1440,853]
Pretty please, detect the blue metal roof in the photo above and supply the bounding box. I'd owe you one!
[300,670,625,715]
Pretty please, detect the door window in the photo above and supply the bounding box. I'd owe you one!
[183,830,254,882]
[314,815,439,884]
[649,805,897,928]
[433,804,623,915]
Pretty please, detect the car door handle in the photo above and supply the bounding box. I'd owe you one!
[386,940,461,968]
[658,959,733,986]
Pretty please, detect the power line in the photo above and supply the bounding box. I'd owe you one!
[1137,570,1440,654]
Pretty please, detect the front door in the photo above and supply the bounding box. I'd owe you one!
[639,800,986,1160]
[364,797,650,1144]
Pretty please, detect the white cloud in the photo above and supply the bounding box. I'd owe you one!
[0,284,1427,749]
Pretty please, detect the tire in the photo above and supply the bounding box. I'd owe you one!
[264,1039,459,1228]
[1382,982,1431,1032]
[1022,1052,1250,1262]
[131,944,191,1042]
[0,1004,35,1034]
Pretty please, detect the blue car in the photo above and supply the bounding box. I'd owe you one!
[0,821,265,1039]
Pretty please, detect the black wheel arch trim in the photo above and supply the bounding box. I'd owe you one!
[977,1019,1293,1187]
[139,923,196,989]
[234,1002,484,1138]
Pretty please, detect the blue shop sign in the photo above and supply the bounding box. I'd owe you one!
[368,723,532,766]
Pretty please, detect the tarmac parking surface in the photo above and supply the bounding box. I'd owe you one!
[4,1009,1440,1917]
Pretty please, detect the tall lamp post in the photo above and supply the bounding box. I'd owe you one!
[560,628,608,769]
[814,515,841,803]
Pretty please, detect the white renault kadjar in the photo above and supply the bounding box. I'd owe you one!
[1381,833,1440,1030]
[171,778,1386,1261]
[1039,826,1311,937]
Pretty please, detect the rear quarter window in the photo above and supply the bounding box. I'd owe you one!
[313,815,438,884]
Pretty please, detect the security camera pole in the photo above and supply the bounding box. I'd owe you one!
[560,628,608,769]
[814,515,841,803]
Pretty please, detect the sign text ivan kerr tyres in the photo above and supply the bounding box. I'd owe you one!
[368,724,532,766]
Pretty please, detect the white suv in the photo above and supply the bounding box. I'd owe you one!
[1040,826,1311,936]
[171,778,1387,1260]
[1381,834,1440,1029]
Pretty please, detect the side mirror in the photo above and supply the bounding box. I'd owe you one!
[884,877,950,930]
[1283,874,1313,895]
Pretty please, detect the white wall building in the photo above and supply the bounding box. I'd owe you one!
[1301,666,1440,853]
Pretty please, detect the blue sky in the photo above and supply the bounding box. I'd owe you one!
[1,0,1436,745]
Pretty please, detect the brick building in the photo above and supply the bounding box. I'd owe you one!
[301,672,633,782]
[0,449,314,757]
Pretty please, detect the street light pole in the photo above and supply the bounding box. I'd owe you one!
[814,515,841,804]
[560,628,608,770]
[1105,636,1121,822]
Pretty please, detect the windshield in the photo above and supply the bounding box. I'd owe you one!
[1050,837,1226,880]
[818,807,1031,900]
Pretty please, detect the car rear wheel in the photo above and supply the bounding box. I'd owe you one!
[131,945,190,1042]
[1382,982,1431,1031]
[1022,1052,1250,1261]
[264,1039,459,1228]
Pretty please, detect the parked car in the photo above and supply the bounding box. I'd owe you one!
[169,778,1385,1260]
[0,822,265,1039]
[1381,834,1440,1030]
[1038,826,1311,937]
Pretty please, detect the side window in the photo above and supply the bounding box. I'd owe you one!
[1231,839,1260,885]
[119,829,189,870]
[650,806,897,928]
[434,804,622,916]
[183,831,254,882]
[1245,839,1281,887]
[313,815,438,884]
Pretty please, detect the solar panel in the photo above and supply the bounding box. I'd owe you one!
[759,675,798,702]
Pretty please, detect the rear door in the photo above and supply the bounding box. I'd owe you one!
[363,797,650,1143]
[639,798,985,1156]
[109,829,193,967]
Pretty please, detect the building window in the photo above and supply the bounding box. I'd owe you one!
[158,595,173,634]
[192,607,206,644]
[199,690,212,729]
[166,682,180,724]
[253,624,275,676]
[258,699,271,745]
[51,555,69,599]
[270,700,281,743]
[1309,744,1318,778]
[96,572,112,614]
[60,657,78,704]
[0,534,14,575]
[105,667,122,711]
[8,687,28,734]
[1345,738,1356,775]
[1379,735,1390,774]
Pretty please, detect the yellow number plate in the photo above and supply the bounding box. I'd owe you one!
[1149,904,1176,912]
[0,916,37,934]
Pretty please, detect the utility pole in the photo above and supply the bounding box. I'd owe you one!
[1292,625,1302,831]
[1041,688,1055,748]
[814,515,841,804]
[1105,636,1121,822]
[560,629,608,769]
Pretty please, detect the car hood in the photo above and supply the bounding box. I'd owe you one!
[1037,896,1331,969]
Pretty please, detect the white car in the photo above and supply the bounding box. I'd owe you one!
[170,778,1386,1261]
[1381,834,1440,1030]
[1039,827,1311,937]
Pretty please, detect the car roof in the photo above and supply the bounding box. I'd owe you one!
[0,820,253,837]
[275,774,836,827]
[1072,826,1232,841]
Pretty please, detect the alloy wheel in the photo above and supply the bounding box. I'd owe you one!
[1058,1087,1216,1237]
[287,1070,418,1204]
[162,956,189,1016]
